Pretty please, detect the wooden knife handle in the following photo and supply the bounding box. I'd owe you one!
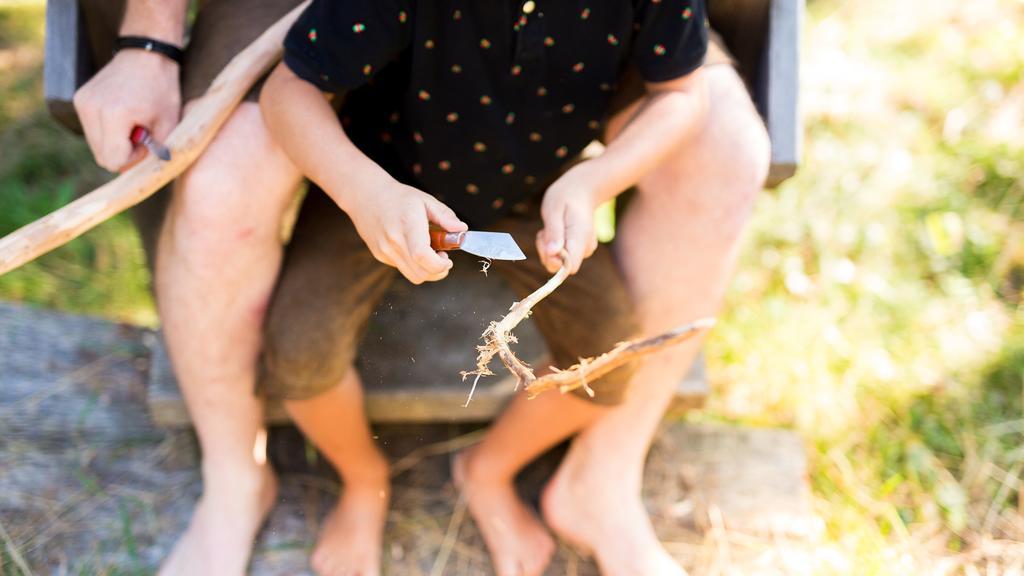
[429,226,465,251]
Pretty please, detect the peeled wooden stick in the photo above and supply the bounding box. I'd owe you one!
[525,318,715,397]
[0,1,311,276]
[462,250,716,402]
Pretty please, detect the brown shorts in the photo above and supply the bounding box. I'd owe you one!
[81,1,734,405]
[260,192,642,405]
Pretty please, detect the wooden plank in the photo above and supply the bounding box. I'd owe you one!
[764,0,803,186]
[151,350,707,426]
[706,0,802,187]
[652,423,820,537]
[43,0,87,133]
[0,303,161,444]
[147,261,709,427]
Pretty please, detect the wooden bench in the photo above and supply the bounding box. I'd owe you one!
[40,0,802,426]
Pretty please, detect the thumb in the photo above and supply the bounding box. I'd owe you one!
[538,203,567,273]
[118,145,149,173]
[540,204,566,260]
[425,196,468,232]
[152,110,179,143]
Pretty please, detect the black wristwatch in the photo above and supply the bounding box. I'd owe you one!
[115,36,185,64]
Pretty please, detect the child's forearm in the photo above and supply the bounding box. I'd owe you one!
[582,70,709,204]
[260,64,392,211]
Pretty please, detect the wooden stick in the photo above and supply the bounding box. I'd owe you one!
[460,253,571,404]
[463,251,716,401]
[0,1,311,277]
[524,317,716,397]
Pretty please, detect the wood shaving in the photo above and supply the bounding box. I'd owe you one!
[462,249,716,403]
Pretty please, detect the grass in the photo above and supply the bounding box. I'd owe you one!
[0,2,155,326]
[699,0,1024,571]
[1,0,1023,573]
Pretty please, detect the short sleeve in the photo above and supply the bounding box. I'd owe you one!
[283,0,413,93]
[631,0,708,83]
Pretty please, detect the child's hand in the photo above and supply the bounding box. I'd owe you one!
[347,180,468,284]
[537,164,601,275]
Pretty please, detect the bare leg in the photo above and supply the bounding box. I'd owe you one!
[157,103,302,576]
[284,370,390,576]
[542,66,770,575]
[454,371,606,576]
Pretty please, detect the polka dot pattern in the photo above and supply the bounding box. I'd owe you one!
[283,0,709,224]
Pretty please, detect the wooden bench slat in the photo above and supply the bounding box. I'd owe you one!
[145,260,709,426]
[765,0,803,186]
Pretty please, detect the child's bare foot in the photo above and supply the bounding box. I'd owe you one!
[159,463,277,576]
[541,457,686,576]
[452,450,556,576]
[311,462,389,576]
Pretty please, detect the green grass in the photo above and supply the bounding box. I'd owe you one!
[699,0,1024,570]
[2,0,1024,572]
[0,2,155,325]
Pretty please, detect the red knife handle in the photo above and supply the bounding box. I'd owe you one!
[429,227,465,251]
[130,125,149,146]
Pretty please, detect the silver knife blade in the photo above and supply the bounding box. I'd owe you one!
[459,231,526,261]
[145,139,172,162]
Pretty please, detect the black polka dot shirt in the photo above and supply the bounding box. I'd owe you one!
[284,0,708,227]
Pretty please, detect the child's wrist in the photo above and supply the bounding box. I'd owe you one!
[566,160,618,206]
[328,165,395,213]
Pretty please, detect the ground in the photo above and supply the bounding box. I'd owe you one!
[2,0,1024,574]
[1,302,814,575]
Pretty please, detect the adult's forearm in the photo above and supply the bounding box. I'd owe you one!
[119,0,189,44]
[584,70,709,204]
[261,64,393,211]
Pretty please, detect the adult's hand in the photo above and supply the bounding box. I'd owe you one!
[73,49,181,172]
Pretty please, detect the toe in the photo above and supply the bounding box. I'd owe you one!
[495,557,521,576]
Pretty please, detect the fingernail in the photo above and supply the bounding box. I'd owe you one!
[547,241,560,253]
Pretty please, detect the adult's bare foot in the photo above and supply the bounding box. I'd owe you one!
[309,474,389,576]
[452,450,556,576]
[159,463,278,576]
[541,456,686,576]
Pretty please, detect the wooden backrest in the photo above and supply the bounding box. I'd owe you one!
[43,0,90,133]
[44,0,802,184]
[708,0,802,185]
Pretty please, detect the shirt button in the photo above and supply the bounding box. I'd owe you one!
[522,1,536,14]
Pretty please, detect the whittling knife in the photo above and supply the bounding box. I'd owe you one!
[429,226,526,261]
[130,126,171,161]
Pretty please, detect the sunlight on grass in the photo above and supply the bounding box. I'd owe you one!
[0,3,155,325]
[703,0,1024,571]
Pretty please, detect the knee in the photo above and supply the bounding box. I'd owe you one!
[166,155,263,262]
[165,106,298,260]
[707,112,771,222]
[640,71,771,233]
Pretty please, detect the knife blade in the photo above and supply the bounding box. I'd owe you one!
[130,125,171,162]
[429,227,526,261]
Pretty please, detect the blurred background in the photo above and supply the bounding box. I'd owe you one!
[2,0,1024,573]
